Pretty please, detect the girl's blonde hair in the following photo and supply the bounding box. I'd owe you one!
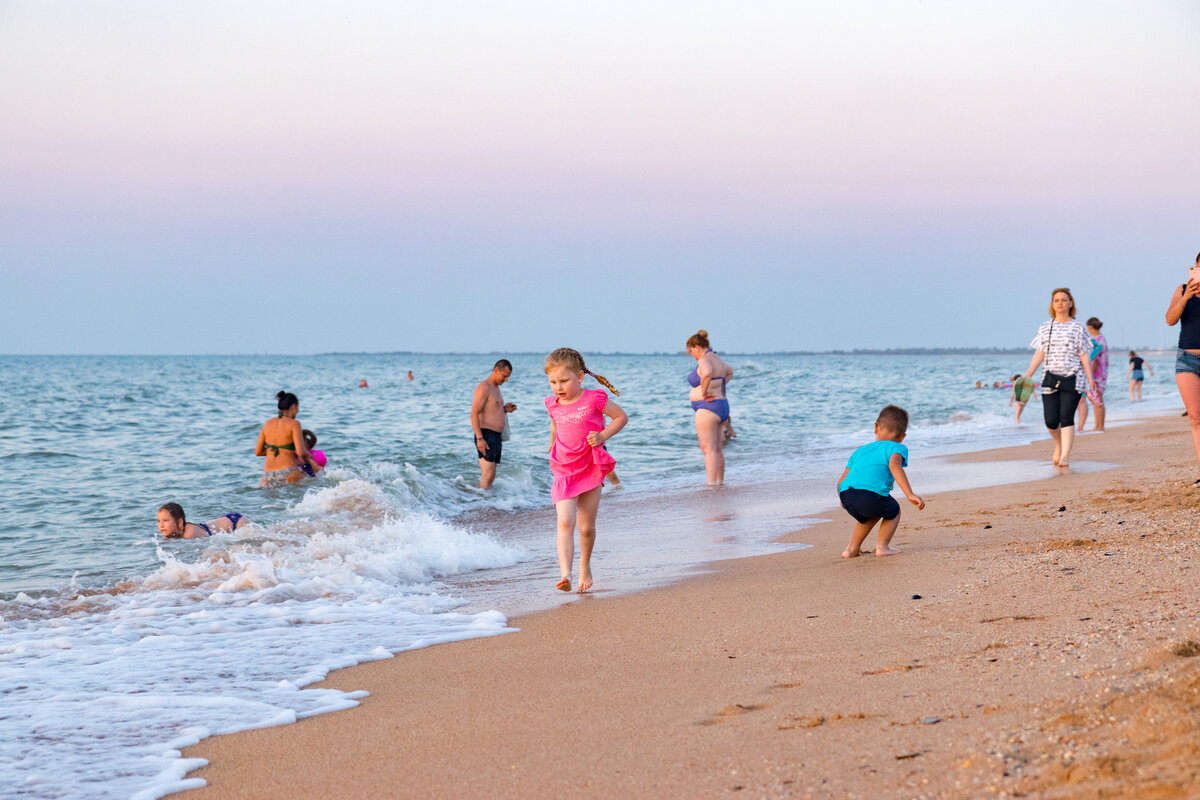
[544,348,620,395]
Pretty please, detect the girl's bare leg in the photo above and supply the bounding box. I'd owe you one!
[574,485,602,592]
[842,518,879,558]
[1076,396,1088,431]
[554,497,578,590]
[1129,380,1136,401]
[1093,393,1106,431]
[695,410,725,485]
[1177,373,1200,467]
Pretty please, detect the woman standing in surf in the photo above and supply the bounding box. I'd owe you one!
[685,329,734,485]
[1165,251,1200,479]
[255,391,318,486]
[1020,288,1095,468]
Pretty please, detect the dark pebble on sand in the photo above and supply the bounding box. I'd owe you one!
[911,594,922,600]
[984,524,992,529]
[1058,506,1067,512]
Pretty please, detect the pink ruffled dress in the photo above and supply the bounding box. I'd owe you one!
[545,389,616,503]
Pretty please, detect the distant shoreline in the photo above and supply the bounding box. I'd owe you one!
[1,347,1179,358]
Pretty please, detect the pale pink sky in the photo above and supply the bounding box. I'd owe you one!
[2,1,1198,353]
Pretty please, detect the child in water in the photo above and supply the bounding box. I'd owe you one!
[836,405,925,558]
[544,348,628,593]
[300,429,327,477]
[157,502,250,538]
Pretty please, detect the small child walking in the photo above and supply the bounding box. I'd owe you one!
[544,348,628,593]
[837,405,925,558]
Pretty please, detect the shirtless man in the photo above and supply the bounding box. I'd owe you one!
[471,359,517,489]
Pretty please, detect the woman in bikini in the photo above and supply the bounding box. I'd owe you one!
[157,503,249,538]
[686,329,734,485]
[255,391,317,486]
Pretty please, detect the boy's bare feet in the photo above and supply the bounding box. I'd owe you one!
[876,546,902,556]
[841,548,861,559]
[555,577,571,592]
[577,570,593,593]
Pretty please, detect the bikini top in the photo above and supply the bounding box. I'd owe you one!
[686,350,727,387]
[263,440,296,456]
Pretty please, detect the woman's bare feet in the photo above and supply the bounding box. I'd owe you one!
[577,569,593,593]
[876,546,902,556]
[1051,445,1062,466]
[555,577,571,592]
[841,548,861,559]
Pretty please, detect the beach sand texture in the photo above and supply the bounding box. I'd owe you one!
[185,415,1200,799]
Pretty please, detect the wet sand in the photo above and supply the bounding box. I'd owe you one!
[183,414,1200,799]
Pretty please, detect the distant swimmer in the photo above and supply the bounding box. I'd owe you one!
[837,405,924,558]
[686,329,733,485]
[471,359,517,489]
[1019,288,1095,468]
[544,348,627,593]
[255,391,319,487]
[359,379,369,388]
[1165,250,1200,476]
[407,370,414,381]
[157,502,249,538]
[1127,350,1153,400]
[300,429,327,477]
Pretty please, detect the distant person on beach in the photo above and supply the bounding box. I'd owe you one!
[1165,251,1200,477]
[255,391,318,486]
[157,503,249,538]
[407,371,414,381]
[359,379,368,388]
[1127,351,1153,400]
[1008,374,1031,424]
[471,360,517,489]
[544,348,627,593]
[1077,317,1108,432]
[686,329,734,485]
[300,429,327,477]
[836,405,924,558]
[1020,288,1095,468]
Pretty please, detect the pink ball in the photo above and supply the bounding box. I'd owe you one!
[312,449,327,468]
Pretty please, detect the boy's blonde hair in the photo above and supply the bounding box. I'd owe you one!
[544,348,620,395]
[876,405,909,436]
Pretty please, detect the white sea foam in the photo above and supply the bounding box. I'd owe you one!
[0,486,523,800]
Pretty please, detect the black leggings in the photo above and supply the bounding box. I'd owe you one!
[1042,389,1081,430]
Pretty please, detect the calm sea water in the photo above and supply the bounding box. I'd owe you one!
[0,352,1182,799]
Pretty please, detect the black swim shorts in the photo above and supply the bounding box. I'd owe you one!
[476,428,502,463]
[839,488,900,524]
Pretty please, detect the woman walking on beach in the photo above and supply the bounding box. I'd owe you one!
[686,329,734,485]
[1020,288,1095,468]
[1165,252,1200,478]
[544,348,628,593]
[1127,351,1153,400]
[255,391,318,487]
[1077,317,1108,432]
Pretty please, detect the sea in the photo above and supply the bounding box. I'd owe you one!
[0,352,1184,799]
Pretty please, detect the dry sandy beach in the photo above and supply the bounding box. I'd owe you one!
[184,414,1200,800]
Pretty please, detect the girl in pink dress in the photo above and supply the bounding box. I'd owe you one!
[544,348,628,594]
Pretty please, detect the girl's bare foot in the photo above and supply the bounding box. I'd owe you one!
[1051,445,1062,466]
[577,570,593,593]
[555,577,571,592]
[876,546,902,556]
[841,548,861,559]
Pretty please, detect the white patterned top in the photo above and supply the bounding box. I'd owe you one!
[1030,319,1089,394]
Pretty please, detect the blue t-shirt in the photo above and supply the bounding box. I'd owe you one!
[838,440,908,496]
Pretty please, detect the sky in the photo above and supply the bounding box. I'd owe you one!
[2,0,1198,355]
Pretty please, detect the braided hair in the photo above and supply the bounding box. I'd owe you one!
[544,348,620,396]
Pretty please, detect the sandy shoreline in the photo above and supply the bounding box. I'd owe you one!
[183,414,1200,799]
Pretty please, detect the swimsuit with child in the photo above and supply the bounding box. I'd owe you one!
[193,513,243,536]
[686,355,730,422]
[545,388,616,504]
[838,440,908,523]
